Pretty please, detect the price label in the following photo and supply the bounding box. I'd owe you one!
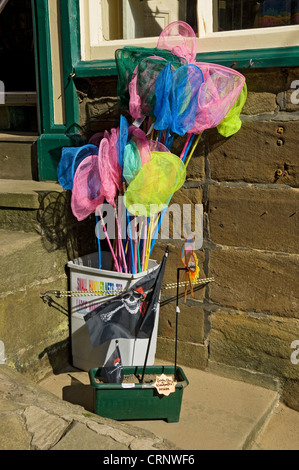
[154,373,177,396]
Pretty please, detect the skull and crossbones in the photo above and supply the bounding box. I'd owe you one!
[101,290,146,323]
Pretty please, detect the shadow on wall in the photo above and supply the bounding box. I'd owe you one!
[36,190,99,261]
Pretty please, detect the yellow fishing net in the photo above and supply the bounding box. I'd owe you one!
[124,151,186,217]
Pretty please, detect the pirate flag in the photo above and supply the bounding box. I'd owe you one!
[84,247,168,347]
[100,341,123,383]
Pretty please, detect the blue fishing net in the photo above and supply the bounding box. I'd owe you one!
[153,61,173,131]
[57,144,98,190]
[116,115,129,173]
[169,64,204,136]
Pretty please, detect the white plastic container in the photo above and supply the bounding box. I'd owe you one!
[67,252,160,371]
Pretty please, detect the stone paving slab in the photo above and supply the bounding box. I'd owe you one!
[0,365,177,451]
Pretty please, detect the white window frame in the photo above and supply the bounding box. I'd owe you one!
[79,0,299,62]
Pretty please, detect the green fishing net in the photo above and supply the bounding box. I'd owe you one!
[115,46,186,113]
[217,83,248,138]
[124,151,186,217]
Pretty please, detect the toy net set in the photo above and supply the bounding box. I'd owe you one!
[57,21,247,275]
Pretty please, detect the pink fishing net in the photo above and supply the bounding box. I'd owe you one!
[191,62,245,134]
[71,155,103,222]
[129,56,172,121]
[98,130,123,206]
[128,125,151,165]
[157,21,246,135]
[157,21,197,64]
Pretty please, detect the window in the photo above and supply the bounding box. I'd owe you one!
[79,0,299,62]
[216,0,299,31]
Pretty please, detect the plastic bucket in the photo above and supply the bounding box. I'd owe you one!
[67,252,160,371]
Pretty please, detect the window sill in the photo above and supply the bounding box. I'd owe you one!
[73,45,299,79]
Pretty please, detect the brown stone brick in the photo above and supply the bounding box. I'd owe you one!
[156,337,208,370]
[0,278,68,357]
[242,92,277,115]
[241,68,287,94]
[207,121,299,187]
[208,184,299,254]
[158,301,205,343]
[209,247,299,318]
[209,310,299,380]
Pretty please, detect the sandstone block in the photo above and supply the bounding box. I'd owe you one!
[207,121,299,187]
[156,337,208,370]
[241,68,287,94]
[0,413,31,450]
[158,301,205,343]
[0,277,68,364]
[208,184,299,253]
[209,247,299,317]
[209,310,299,381]
[0,230,69,294]
[242,92,277,115]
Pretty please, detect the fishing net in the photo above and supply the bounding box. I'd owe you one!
[123,128,168,185]
[88,132,104,147]
[169,64,204,136]
[124,151,186,217]
[57,144,98,190]
[105,127,123,194]
[98,136,119,206]
[71,155,104,222]
[130,56,184,121]
[129,57,166,120]
[153,61,173,132]
[155,21,246,136]
[157,20,197,64]
[123,140,142,185]
[116,115,129,174]
[217,83,247,137]
[115,46,186,113]
[129,125,151,165]
[148,139,170,153]
[190,62,246,134]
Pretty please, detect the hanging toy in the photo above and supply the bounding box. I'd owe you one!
[181,235,200,302]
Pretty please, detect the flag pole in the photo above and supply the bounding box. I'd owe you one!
[140,246,169,383]
[175,267,188,381]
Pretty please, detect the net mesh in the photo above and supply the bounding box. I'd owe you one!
[123,140,142,185]
[130,56,170,120]
[57,144,98,191]
[153,61,173,132]
[71,155,103,221]
[190,62,246,134]
[115,46,186,113]
[124,151,186,217]
[129,125,151,165]
[157,20,197,64]
[169,64,204,136]
[217,83,248,137]
[117,115,129,173]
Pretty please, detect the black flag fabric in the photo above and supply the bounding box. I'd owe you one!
[84,247,169,347]
[100,341,123,383]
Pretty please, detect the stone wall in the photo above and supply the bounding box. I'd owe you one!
[75,65,299,410]
[0,186,98,381]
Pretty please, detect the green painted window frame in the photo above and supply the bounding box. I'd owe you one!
[33,0,299,181]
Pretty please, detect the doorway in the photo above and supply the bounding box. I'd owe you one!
[0,0,38,132]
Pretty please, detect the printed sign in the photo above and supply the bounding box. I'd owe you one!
[154,373,177,396]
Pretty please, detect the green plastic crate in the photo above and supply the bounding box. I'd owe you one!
[89,365,189,423]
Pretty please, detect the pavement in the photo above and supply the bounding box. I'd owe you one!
[1,361,299,451]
